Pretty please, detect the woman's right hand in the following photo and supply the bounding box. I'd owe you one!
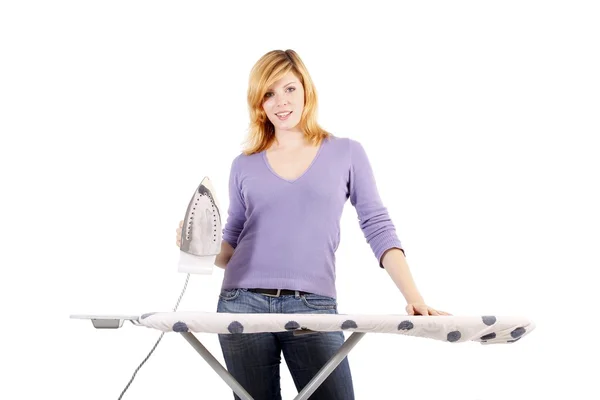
[175,220,183,247]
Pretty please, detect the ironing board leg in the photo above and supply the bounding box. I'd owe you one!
[180,332,254,400]
[293,332,366,400]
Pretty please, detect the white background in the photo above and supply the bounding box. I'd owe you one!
[1,1,599,399]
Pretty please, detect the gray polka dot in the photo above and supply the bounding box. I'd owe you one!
[173,322,188,332]
[285,321,300,331]
[398,320,414,330]
[481,332,496,340]
[141,313,156,319]
[447,331,461,342]
[341,320,357,330]
[511,327,526,338]
[228,321,244,334]
[482,316,496,326]
[507,337,521,343]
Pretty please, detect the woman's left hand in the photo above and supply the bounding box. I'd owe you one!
[406,302,452,316]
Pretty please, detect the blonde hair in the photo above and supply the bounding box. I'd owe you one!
[241,49,332,155]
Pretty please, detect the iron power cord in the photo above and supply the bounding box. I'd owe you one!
[117,273,191,399]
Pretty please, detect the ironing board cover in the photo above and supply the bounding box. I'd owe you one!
[138,312,534,345]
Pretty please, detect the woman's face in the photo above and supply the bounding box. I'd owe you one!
[262,71,304,133]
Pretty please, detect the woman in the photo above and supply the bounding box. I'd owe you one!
[176,49,451,400]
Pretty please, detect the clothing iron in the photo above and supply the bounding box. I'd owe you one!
[177,176,222,275]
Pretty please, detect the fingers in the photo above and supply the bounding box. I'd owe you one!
[407,303,453,317]
[406,303,452,316]
[176,221,183,247]
[415,306,428,316]
[429,309,452,316]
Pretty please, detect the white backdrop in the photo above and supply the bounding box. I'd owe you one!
[1,1,599,399]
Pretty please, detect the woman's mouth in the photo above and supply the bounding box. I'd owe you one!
[276,111,292,120]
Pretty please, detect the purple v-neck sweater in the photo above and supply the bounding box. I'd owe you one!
[221,134,404,299]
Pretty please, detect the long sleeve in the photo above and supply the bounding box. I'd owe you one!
[221,155,246,249]
[348,139,405,267]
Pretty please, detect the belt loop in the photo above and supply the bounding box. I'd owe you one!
[294,290,300,299]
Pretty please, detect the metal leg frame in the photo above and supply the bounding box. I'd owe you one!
[293,332,365,400]
[180,332,254,400]
[180,331,366,400]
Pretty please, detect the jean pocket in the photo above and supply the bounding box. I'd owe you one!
[219,288,240,301]
[301,293,337,310]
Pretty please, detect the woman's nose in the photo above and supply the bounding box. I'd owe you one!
[275,93,288,106]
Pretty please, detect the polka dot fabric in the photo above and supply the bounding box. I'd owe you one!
[138,312,535,344]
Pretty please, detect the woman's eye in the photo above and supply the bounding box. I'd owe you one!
[264,87,295,98]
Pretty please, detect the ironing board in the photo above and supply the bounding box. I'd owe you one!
[71,312,535,400]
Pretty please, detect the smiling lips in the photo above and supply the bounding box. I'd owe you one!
[276,111,292,120]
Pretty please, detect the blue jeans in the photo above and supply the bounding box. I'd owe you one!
[217,288,355,400]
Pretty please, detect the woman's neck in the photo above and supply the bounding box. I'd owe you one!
[272,131,308,150]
